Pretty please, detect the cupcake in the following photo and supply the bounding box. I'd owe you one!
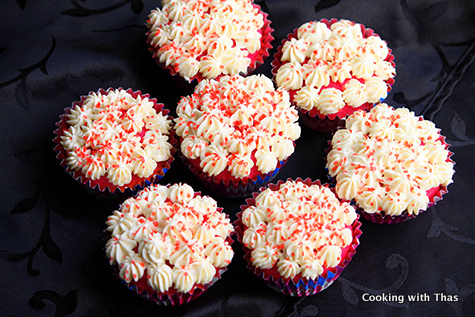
[174,74,301,197]
[145,0,274,90]
[105,183,234,306]
[326,103,455,224]
[53,88,176,202]
[235,178,362,296]
[271,19,396,133]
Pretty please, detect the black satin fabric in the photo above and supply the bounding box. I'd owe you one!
[1,0,475,316]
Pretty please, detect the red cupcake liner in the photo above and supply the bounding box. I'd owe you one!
[271,18,396,133]
[146,3,274,92]
[179,151,287,198]
[53,88,177,203]
[234,177,362,296]
[105,188,235,306]
[297,103,373,134]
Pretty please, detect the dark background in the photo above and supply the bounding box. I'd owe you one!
[1,0,474,316]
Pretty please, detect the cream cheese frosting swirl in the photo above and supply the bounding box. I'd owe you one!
[146,0,266,81]
[175,74,301,178]
[241,180,357,279]
[275,19,395,115]
[105,184,234,294]
[326,103,454,216]
[60,88,173,187]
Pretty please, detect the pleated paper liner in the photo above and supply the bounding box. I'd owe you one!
[146,2,274,94]
[53,88,177,203]
[271,18,396,133]
[297,102,374,134]
[235,178,362,296]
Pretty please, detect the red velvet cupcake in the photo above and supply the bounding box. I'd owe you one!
[146,0,274,91]
[272,19,396,133]
[326,103,455,224]
[235,178,362,296]
[53,88,176,202]
[105,183,234,306]
[174,74,301,197]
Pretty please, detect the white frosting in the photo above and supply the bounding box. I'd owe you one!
[342,79,366,107]
[242,180,357,279]
[326,103,454,216]
[106,211,139,237]
[119,253,147,283]
[275,62,304,90]
[275,19,395,115]
[294,86,320,111]
[303,59,330,89]
[281,38,308,63]
[106,235,137,265]
[317,87,345,115]
[147,262,173,293]
[146,0,266,81]
[105,184,234,294]
[297,21,332,43]
[175,74,301,178]
[60,89,173,187]
[365,77,388,103]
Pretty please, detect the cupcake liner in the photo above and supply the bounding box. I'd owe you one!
[235,177,362,296]
[53,88,177,203]
[297,103,374,134]
[271,18,396,133]
[246,3,275,75]
[179,151,286,198]
[146,3,274,93]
